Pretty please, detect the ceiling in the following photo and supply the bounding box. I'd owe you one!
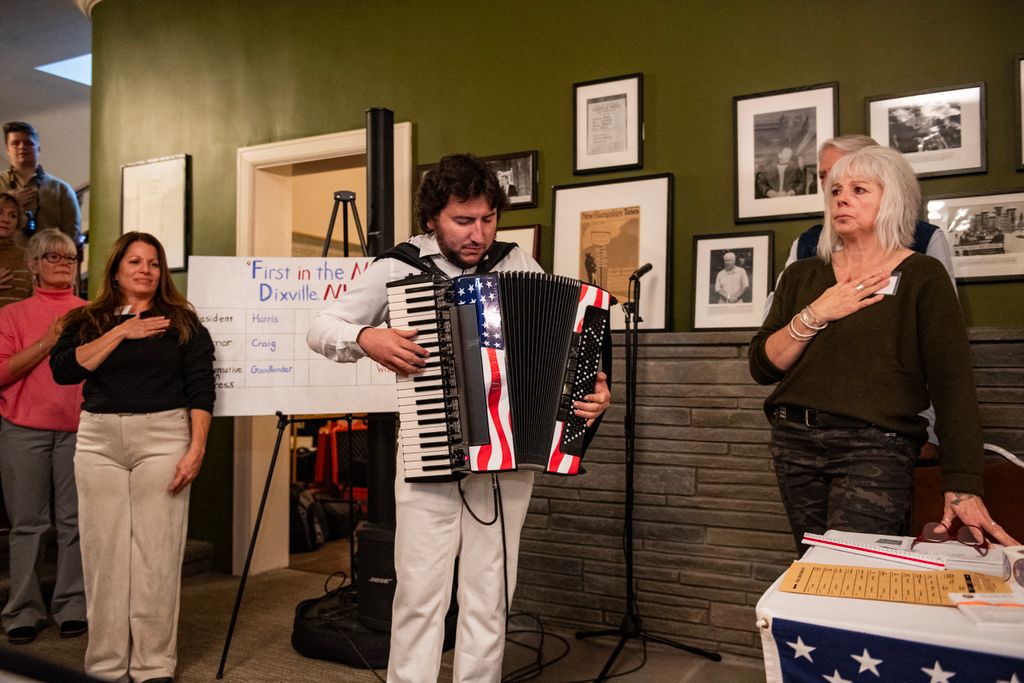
[0,0,92,121]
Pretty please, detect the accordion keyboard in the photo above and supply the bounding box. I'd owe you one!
[387,276,466,481]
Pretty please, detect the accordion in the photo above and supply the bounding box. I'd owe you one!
[386,271,610,482]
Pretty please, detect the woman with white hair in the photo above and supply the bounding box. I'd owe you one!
[0,229,86,645]
[749,145,1016,550]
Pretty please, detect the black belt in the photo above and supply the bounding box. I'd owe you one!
[773,406,872,429]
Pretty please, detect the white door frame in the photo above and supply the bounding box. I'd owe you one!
[232,123,412,575]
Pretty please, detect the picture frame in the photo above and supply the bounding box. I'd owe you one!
[733,82,837,223]
[1016,55,1024,171]
[418,150,539,210]
[552,173,672,331]
[573,73,643,174]
[121,154,191,271]
[923,189,1024,283]
[692,231,774,331]
[866,82,986,178]
[497,223,541,260]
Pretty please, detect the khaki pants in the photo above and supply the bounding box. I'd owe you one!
[75,409,191,682]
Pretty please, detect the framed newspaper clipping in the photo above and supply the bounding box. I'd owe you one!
[573,73,644,174]
[552,173,672,331]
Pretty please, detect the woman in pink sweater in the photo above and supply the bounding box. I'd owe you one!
[0,228,86,645]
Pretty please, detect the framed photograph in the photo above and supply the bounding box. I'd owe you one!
[734,82,837,223]
[573,73,643,174]
[497,223,540,260]
[121,154,191,271]
[418,150,538,210]
[552,173,672,331]
[1016,55,1024,171]
[483,150,538,209]
[923,189,1024,283]
[866,82,986,178]
[692,232,774,330]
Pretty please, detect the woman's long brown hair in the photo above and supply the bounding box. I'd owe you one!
[64,232,197,343]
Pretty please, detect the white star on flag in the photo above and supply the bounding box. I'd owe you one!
[997,675,1021,683]
[921,660,955,683]
[787,636,815,662]
[851,649,882,676]
[822,670,851,683]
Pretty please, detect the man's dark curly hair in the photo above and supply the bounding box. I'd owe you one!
[416,154,506,233]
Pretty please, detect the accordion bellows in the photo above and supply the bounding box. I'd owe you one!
[387,271,610,482]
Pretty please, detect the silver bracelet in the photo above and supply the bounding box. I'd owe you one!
[804,304,827,328]
[788,316,815,342]
[799,307,827,330]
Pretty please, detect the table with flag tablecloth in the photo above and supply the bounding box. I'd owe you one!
[756,530,1024,683]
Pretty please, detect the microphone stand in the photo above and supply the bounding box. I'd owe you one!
[576,268,720,680]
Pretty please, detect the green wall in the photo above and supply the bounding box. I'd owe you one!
[89,0,1024,568]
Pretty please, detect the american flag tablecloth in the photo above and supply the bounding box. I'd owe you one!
[757,531,1024,683]
[764,616,1023,683]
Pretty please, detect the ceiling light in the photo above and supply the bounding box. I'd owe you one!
[35,54,92,86]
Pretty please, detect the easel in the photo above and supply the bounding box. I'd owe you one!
[217,186,371,677]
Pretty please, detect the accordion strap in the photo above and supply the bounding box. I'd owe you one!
[375,240,519,277]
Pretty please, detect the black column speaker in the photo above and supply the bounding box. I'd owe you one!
[366,107,394,257]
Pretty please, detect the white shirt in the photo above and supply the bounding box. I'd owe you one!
[306,233,543,363]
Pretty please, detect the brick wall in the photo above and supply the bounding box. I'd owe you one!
[513,328,1024,664]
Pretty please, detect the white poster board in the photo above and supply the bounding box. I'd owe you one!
[187,256,397,417]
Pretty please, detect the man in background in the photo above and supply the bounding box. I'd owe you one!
[714,251,750,304]
[1,122,81,248]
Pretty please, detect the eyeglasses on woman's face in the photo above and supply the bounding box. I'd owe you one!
[41,252,79,264]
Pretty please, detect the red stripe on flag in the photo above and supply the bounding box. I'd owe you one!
[485,348,512,469]
[548,423,565,473]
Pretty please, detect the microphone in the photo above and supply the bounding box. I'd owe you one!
[630,263,653,280]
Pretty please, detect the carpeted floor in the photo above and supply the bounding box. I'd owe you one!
[8,568,765,682]
[10,569,382,682]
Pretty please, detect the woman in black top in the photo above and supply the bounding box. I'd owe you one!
[51,232,214,683]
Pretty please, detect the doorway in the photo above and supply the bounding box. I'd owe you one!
[232,124,412,576]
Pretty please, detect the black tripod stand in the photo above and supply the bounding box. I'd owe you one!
[576,264,720,681]
[217,411,298,678]
[323,190,367,257]
[217,190,375,677]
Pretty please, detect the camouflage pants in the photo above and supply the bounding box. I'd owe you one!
[769,417,919,552]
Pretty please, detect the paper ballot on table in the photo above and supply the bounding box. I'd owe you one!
[779,562,1011,606]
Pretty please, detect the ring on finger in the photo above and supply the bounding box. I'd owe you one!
[854,282,866,292]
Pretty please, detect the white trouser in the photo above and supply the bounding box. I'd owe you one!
[387,453,534,683]
[75,409,192,682]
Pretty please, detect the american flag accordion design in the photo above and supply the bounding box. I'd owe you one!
[386,271,610,482]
